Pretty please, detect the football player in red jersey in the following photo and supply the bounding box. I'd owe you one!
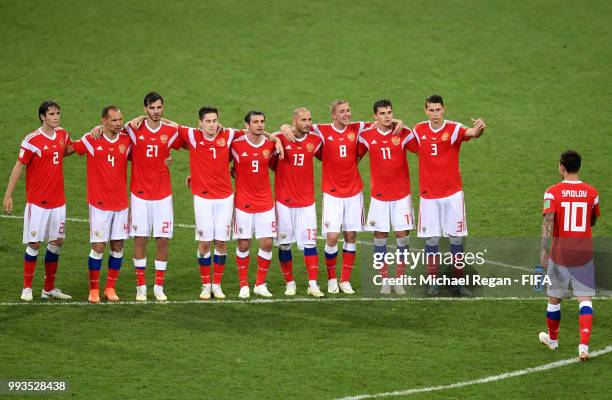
[72,106,131,303]
[272,108,324,297]
[413,95,485,296]
[538,150,599,361]
[230,111,278,298]
[178,106,240,300]
[358,100,418,295]
[124,92,184,302]
[4,100,74,301]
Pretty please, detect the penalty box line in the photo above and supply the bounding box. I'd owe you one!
[335,344,612,400]
[0,296,611,307]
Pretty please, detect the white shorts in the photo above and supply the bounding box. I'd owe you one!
[22,203,66,244]
[366,195,414,232]
[276,202,317,250]
[233,207,276,240]
[547,259,596,298]
[89,205,129,243]
[322,192,364,234]
[417,191,468,238]
[194,194,233,242]
[130,194,174,238]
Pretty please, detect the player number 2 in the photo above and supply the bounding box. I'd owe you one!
[430,143,438,156]
[107,154,115,167]
[146,144,158,158]
[52,151,59,165]
[293,153,304,166]
[381,147,391,159]
[251,160,259,172]
[560,201,587,232]
[339,145,347,158]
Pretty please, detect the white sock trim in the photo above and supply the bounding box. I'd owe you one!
[258,248,272,260]
[133,258,147,268]
[154,260,168,271]
[25,246,39,257]
[579,300,593,310]
[343,242,356,252]
[47,243,61,254]
[547,303,561,312]
[89,250,103,260]
[236,248,249,258]
[325,244,338,254]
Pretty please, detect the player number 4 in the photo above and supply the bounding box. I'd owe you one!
[107,154,115,167]
[561,201,587,232]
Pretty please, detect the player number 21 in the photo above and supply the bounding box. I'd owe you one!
[146,144,158,158]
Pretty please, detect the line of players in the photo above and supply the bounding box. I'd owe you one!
[3,93,486,303]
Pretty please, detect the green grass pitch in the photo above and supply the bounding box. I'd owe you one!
[0,0,611,399]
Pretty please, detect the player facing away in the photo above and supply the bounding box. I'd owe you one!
[178,106,241,300]
[71,106,131,303]
[230,111,278,298]
[358,100,418,295]
[413,95,485,297]
[538,150,600,361]
[272,108,324,297]
[3,100,74,301]
[125,92,184,301]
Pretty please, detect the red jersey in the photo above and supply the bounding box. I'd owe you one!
[313,122,367,198]
[17,127,71,208]
[179,126,241,199]
[413,120,470,199]
[273,133,323,207]
[72,131,131,211]
[543,181,600,266]
[125,120,183,200]
[358,126,417,201]
[230,135,276,213]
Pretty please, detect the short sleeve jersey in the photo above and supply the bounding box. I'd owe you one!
[179,126,241,199]
[543,181,600,266]
[358,126,417,201]
[413,120,470,199]
[125,120,183,200]
[17,127,72,208]
[273,133,323,207]
[72,131,131,210]
[313,121,367,198]
[230,135,276,213]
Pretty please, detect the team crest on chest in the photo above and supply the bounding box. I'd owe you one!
[216,138,226,147]
[160,134,169,144]
[441,132,450,142]
[118,144,127,154]
[347,133,355,142]
[263,149,270,158]
[59,138,65,147]
[391,136,401,146]
[306,142,314,152]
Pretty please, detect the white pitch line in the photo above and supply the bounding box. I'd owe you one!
[335,345,612,400]
[0,214,533,271]
[1,296,611,307]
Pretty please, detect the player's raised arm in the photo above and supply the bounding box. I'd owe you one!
[540,212,554,269]
[3,161,24,214]
[465,118,486,138]
[262,131,284,160]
